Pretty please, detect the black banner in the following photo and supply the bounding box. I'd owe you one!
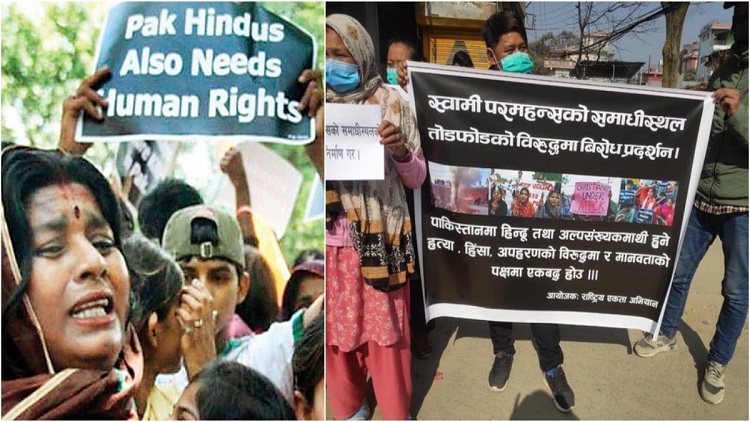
[408,62,714,332]
[79,2,315,144]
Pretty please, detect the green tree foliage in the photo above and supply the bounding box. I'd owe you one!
[529,32,555,74]
[2,3,104,148]
[531,172,563,182]
[683,68,696,82]
[263,1,324,69]
[2,2,324,264]
[528,30,579,75]
[259,2,325,263]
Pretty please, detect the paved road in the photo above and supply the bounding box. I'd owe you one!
[351,240,749,420]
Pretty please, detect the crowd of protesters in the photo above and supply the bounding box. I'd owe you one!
[1,59,325,419]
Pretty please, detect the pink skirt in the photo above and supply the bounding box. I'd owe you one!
[325,245,408,352]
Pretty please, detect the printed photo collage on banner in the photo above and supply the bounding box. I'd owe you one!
[429,163,680,226]
[2,1,748,420]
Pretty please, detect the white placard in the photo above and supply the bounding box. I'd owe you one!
[325,103,384,180]
[215,143,302,239]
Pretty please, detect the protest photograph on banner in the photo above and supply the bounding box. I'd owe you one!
[78,2,317,144]
[428,162,491,214]
[408,62,714,334]
[433,165,681,227]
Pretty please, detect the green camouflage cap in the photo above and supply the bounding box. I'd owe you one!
[162,205,245,269]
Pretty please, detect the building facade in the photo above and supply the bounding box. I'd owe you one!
[679,41,699,75]
[697,20,732,81]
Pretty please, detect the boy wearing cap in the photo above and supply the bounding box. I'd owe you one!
[279,260,325,321]
[157,204,323,402]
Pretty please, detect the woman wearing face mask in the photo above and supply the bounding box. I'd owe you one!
[385,36,424,88]
[325,14,426,421]
[481,11,576,414]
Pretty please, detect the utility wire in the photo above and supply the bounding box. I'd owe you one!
[583,3,683,54]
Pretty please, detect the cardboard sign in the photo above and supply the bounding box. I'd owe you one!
[79,2,316,144]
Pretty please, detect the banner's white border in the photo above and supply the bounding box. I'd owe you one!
[427,303,659,333]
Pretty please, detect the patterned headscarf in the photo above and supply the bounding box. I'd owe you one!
[325,14,421,291]
[325,14,382,105]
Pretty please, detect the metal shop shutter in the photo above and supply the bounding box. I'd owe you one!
[426,31,490,69]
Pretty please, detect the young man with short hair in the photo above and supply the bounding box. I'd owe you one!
[482,10,574,413]
[158,204,323,402]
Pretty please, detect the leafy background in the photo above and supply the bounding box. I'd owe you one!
[1,2,325,263]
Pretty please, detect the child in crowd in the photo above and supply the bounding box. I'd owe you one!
[293,313,324,420]
[171,361,295,420]
[279,260,325,321]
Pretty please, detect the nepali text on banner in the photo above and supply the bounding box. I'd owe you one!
[407,61,714,334]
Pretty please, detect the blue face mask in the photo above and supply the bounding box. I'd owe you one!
[326,59,360,93]
[386,67,398,85]
[500,51,534,74]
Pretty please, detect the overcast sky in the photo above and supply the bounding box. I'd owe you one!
[525,2,734,65]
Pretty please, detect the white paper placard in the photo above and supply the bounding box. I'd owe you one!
[325,103,384,180]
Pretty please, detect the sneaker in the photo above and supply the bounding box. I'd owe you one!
[634,332,677,357]
[544,365,575,412]
[346,400,371,420]
[488,352,513,392]
[700,360,726,404]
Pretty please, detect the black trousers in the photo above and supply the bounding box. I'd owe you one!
[488,321,563,372]
[405,187,434,334]
[409,272,434,333]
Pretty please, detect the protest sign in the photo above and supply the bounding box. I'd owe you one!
[304,174,325,222]
[78,2,316,144]
[325,103,384,180]
[570,181,610,217]
[116,140,176,204]
[214,142,302,239]
[407,61,714,333]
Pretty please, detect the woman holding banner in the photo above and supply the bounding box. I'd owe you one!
[324,13,426,421]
